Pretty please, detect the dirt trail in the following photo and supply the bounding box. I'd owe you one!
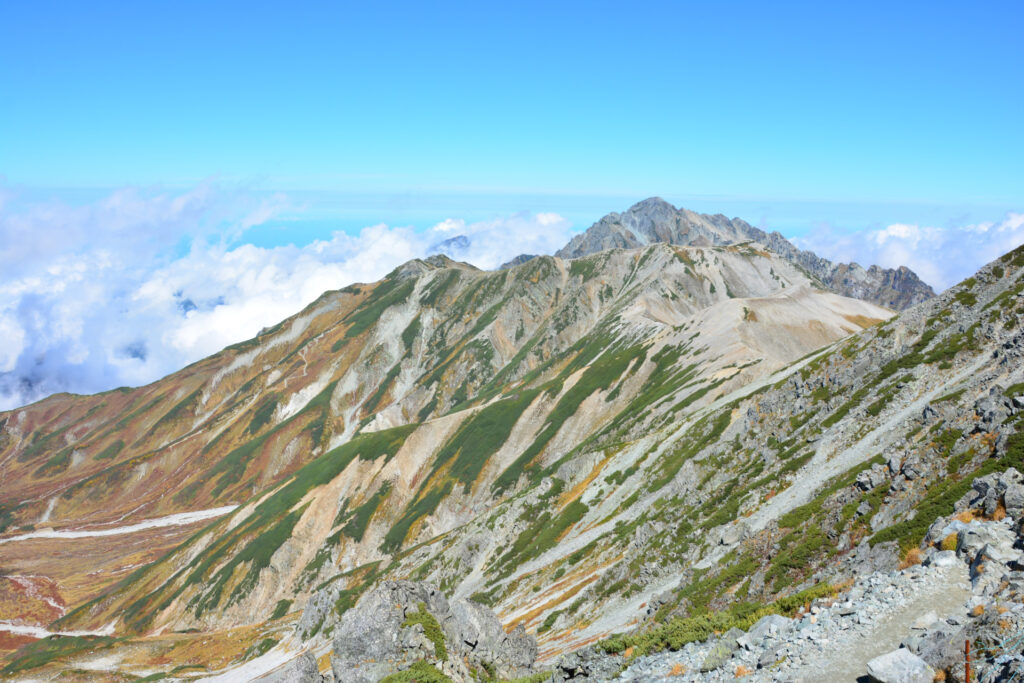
[797,565,971,682]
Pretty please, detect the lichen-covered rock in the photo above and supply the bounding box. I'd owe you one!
[699,627,742,671]
[330,580,537,683]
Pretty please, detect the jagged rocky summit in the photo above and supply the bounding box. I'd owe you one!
[553,197,935,310]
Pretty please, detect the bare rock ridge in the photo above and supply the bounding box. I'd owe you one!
[552,197,936,309]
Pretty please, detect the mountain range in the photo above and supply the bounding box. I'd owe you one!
[1,199,1022,682]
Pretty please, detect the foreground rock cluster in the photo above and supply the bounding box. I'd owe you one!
[596,471,1024,682]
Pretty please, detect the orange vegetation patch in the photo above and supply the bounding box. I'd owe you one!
[512,574,599,631]
[0,631,36,651]
[670,662,686,676]
[899,547,924,569]
[0,575,65,624]
[735,664,753,677]
[539,631,607,662]
[955,509,982,523]
[132,622,288,674]
[843,314,886,328]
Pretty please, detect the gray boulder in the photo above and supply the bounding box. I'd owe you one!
[252,651,323,683]
[857,464,888,491]
[866,647,935,682]
[905,619,965,672]
[737,614,793,650]
[924,550,960,568]
[1004,481,1024,518]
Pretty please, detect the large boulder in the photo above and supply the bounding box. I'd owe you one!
[330,581,537,683]
[866,647,935,683]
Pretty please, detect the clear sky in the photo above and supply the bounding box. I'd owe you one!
[0,1,1022,408]
[3,1,1022,204]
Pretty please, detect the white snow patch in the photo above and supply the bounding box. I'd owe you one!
[0,506,238,545]
[0,621,115,638]
[277,372,333,422]
[38,497,57,524]
[200,644,297,682]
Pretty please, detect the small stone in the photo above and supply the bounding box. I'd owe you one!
[911,611,939,630]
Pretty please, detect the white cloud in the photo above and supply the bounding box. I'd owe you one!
[793,213,1024,292]
[0,183,572,410]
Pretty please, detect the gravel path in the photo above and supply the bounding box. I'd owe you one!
[615,562,973,682]
[796,564,970,682]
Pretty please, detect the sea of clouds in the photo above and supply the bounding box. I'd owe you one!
[0,182,1021,411]
[0,182,573,410]
[792,213,1024,293]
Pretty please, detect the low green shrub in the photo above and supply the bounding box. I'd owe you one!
[379,660,452,682]
[598,584,834,657]
[402,602,447,661]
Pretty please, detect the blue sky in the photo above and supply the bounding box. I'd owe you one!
[0,1,1022,408]
[3,2,1022,207]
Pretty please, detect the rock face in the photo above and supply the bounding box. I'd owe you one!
[330,580,537,683]
[555,197,935,309]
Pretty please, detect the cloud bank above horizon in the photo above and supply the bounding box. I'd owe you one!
[0,183,1021,411]
[791,213,1024,292]
[0,183,573,410]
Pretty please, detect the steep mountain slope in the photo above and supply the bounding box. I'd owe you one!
[554,197,935,309]
[4,230,1018,682]
[0,241,890,671]
[41,244,885,631]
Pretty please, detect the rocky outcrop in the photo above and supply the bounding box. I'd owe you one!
[555,197,935,309]
[329,580,537,683]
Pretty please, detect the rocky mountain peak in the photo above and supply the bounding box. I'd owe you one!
[556,197,935,309]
